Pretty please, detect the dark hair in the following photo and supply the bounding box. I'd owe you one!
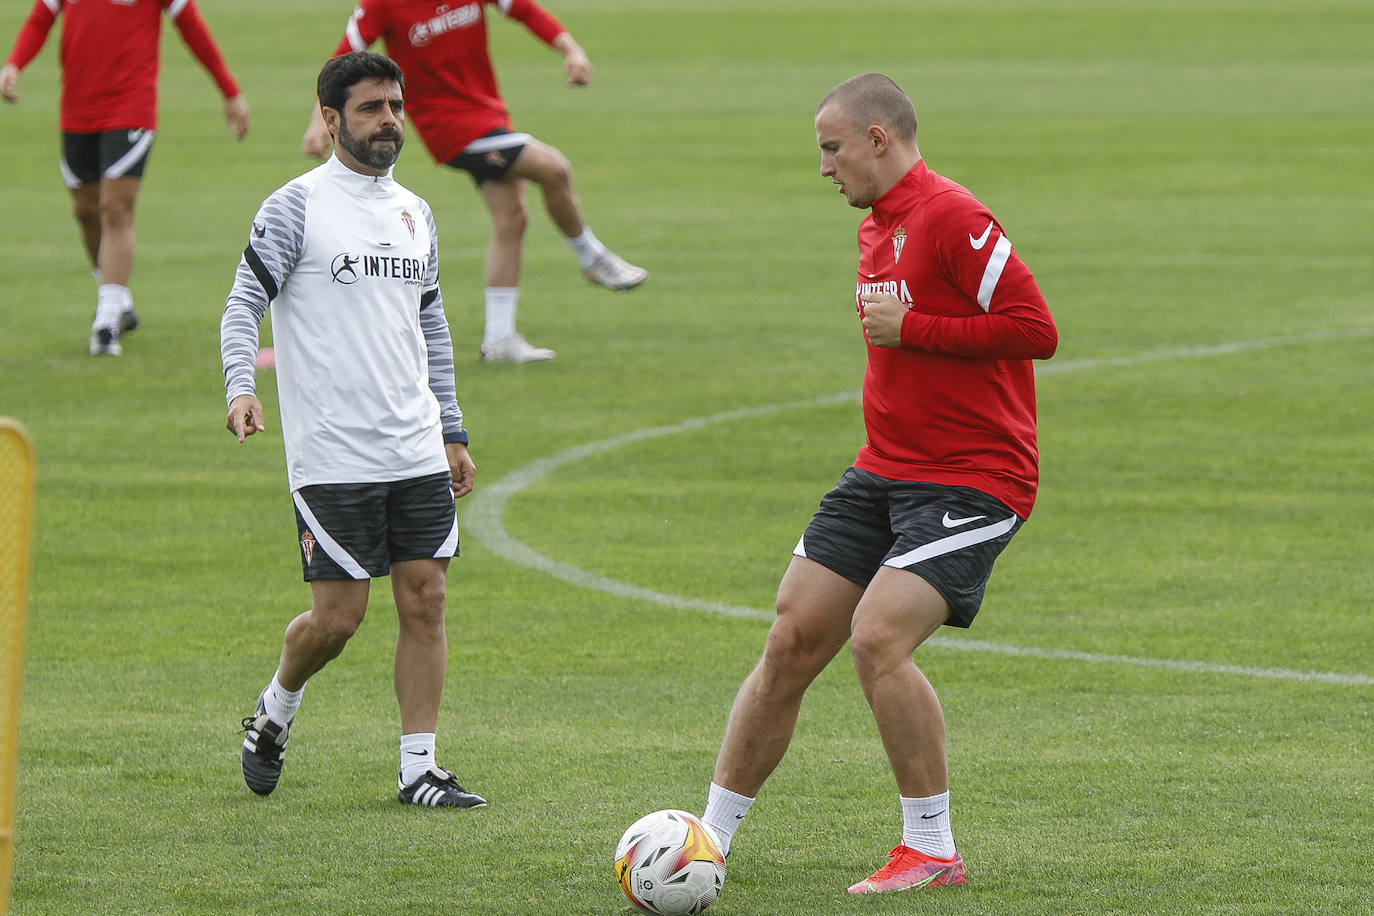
[317,51,406,114]
[817,73,918,142]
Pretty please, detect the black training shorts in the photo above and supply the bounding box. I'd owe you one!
[60,129,156,188]
[794,467,1024,627]
[291,472,459,581]
[445,127,530,185]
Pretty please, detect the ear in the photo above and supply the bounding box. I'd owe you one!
[867,124,891,156]
[321,105,341,137]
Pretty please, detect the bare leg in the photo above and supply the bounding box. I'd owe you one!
[477,178,527,289]
[505,139,585,239]
[391,558,449,735]
[275,578,371,692]
[712,558,862,795]
[96,176,140,287]
[69,183,101,269]
[848,568,951,797]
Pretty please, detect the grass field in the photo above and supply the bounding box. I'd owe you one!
[2,1,1372,913]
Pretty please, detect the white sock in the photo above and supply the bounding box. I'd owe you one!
[701,782,754,856]
[566,227,607,271]
[399,732,438,787]
[94,283,132,330]
[263,672,303,726]
[483,286,518,349]
[900,791,956,859]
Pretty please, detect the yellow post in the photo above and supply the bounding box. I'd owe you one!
[0,419,36,916]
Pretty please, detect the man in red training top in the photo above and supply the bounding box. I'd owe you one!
[304,0,646,363]
[2,0,250,356]
[699,73,1058,895]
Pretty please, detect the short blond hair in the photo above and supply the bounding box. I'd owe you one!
[817,73,918,142]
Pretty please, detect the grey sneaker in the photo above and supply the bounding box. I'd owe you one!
[480,333,556,364]
[240,689,292,796]
[398,767,487,808]
[584,251,647,291]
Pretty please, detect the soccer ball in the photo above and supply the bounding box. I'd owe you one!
[614,809,726,915]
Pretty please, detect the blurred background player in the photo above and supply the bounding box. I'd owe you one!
[303,0,647,364]
[1,0,249,356]
[700,73,1057,895]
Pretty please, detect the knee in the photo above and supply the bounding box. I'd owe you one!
[539,150,572,190]
[71,195,99,228]
[849,623,904,683]
[400,579,447,630]
[99,194,135,230]
[489,198,528,239]
[759,615,829,684]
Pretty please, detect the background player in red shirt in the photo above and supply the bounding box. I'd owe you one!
[302,0,647,363]
[1,0,249,356]
[699,74,1057,895]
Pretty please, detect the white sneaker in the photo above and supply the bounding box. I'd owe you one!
[88,326,122,356]
[584,251,647,291]
[480,333,556,364]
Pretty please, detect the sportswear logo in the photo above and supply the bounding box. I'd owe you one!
[941,512,987,528]
[734,814,746,820]
[920,810,947,820]
[330,253,361,284]
[969,220,994,250]
[405,749,430,757]
[252,221,266,239]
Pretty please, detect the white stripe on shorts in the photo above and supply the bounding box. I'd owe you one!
[59,156,82,189]
[435,514,459,558]
[462,132,533,155]
[292,490,370,579]
[104,130,155,180]
[883,514,1019,570]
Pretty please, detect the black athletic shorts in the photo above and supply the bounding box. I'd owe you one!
[793,467,1024,627]
[291,472,459,581]
[445,127,531,185]
[60,129,156,188]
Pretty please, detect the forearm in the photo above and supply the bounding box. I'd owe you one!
[419,289,464,437]
[901,304,1058,360]
[172,1,240,98]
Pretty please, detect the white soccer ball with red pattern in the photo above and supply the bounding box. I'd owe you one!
[613,809,726,915]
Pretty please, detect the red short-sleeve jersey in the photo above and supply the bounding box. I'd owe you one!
[4,0,239,133]
[852,160,1057,517]
[337,0,566,163]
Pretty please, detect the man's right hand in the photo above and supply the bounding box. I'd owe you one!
[226,394,267,443]
[1,64,21,103]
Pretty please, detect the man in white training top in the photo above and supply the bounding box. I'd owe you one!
[221,51,484,809]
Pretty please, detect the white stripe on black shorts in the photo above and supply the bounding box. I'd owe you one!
[60,129,156,188]
[445,128,533,185]
[291,472,459,581]
[793,467,1024,627]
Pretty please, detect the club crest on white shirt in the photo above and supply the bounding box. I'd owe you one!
[892,226,906,263]
[401,210,415,239]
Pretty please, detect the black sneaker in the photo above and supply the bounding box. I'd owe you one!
[398,767,487,808]
[240,689,291,796]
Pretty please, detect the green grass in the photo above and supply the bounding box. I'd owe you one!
[2,1,1371,913]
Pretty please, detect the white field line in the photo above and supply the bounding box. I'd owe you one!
[464,327,1374,687]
